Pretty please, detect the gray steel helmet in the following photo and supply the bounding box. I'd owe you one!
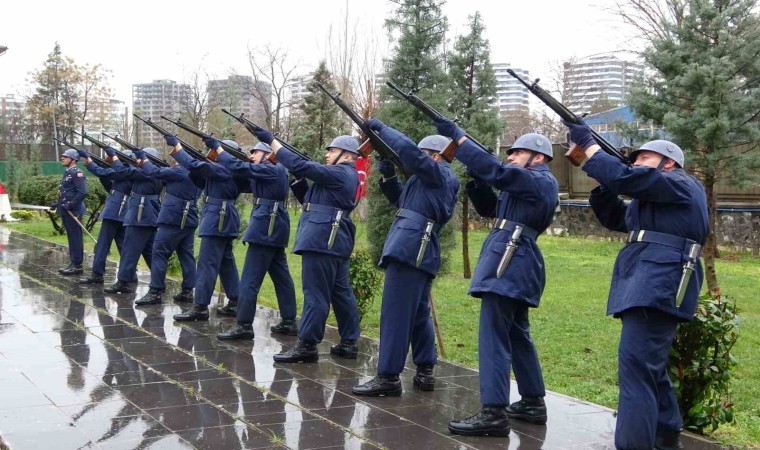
[121,149,133,158]
[509,133,553,160]
[326,135,360,155]
[418,135,451,153]
[222,139,240,151]
[143,147,159,159]
[631,140,684,168]
[62,149,79,160]
[253,142,272,154]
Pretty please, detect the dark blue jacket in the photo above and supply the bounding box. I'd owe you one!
[173,149,246,238]
[56,166,87,217]
[217,152,290,248]
[84,161,132,222]
[376,127,459,276]
[584,151,708,321]
[112,160,163,228]
[276,146,359,258]
[457,139,559,307]
[141,161,201,229]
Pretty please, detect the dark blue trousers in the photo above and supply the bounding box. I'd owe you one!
[479,294,546,406]
[194,236,239,306]
[236,244,297,324]
[616,307,681,450]
[298,252,360,344]
[377,261,437,376]
[92,219,126,277]
[116,226,155,282]
[61,212,84,266]
[149,225,196,291]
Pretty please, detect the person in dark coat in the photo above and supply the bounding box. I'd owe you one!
[351,121,459,397]
[171,136,246,321]
[215,142,298,340]
[133,148,202,306]
[103,147,162,294]
[435,118,559,438]
[563,120,708,450]
[55,149,88,275]
[253,128,361,363]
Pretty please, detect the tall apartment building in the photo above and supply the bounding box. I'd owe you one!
[563,53,645,113]
[287,73,313,108]
[207,75,271,123]
[493,63,530,113]
[132,80,191,148]
[0,94,27,143]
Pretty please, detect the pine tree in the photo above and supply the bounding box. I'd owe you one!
[625,0,760,298]
[368,0,453,266]
[447,11,504,278]
[289,60,348,160]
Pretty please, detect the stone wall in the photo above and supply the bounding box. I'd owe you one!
[549,202,760,255]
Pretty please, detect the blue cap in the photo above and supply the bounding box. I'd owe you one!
[632,140,685,168]
[418,135,451,153]
[143,147,159,159]
[62,149,79,160]
[509,133,553,160]
[326,135,360,154]
[253,142,272,153]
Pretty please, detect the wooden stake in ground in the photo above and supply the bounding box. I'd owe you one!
[428,294,446,358]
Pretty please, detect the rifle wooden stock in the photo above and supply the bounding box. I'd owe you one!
[266,151,278,164]
[505,69,629,167]
[357,139,373,158]
[315,84,410,176]
[440,140,458,163]
[133,114,210,162]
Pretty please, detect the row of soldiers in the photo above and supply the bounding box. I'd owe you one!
[54,115,708,450]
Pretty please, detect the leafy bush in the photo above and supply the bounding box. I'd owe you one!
[349,249,384,320]
[10,210,37,221]
[670,293,740,433]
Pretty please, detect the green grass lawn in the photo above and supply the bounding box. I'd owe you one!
[4,212,759,448]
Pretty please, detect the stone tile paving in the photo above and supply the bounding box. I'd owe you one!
[0,227,723,449]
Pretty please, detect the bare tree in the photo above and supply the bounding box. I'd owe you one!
[76,63,113,134]
[239,45,300,136]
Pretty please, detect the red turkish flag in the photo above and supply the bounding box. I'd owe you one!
[355,156,371,201]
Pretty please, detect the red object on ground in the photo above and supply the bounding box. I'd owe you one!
[0,182,6,195]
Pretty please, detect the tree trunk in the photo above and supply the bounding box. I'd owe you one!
[703,174,721,299]
[462,196,472,279]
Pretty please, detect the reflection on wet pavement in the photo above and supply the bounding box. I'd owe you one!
[0,228,722,449]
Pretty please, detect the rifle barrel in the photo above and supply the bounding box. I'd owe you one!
[102,132,170,167]
[221,108,312,161]
[55,138,111,168]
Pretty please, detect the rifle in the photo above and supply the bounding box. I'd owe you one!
[506,69,629,166]
[133,114,210,162]
[316,83,410,177]
[73,130,138,166]
[221,108,311,162]
[160,116,249,163]
[55,138,111,168]
[101,132,171,167]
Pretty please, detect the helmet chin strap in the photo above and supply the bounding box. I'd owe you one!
[656,156,667,171]
[331,150,346,166]
[524,152,536,168]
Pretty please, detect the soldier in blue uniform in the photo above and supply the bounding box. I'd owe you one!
[563,121,708,450]
[434,119,559,437]
[216,142,298,340]
[254,128,360,363]
[352,122,459,397]
[171,136,245,321]
[133,148,202,306]
[55,149,88,275]
[76,150,135,285]
[103,147,163,294]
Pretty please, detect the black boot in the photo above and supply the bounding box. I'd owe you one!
[217,299,238,317]
[352,375,402,397]
[78,274,104,285]
[135,289,163,306]
[58,263,74,274]
[273,340,319,363]
[330,339,358,359]
[104,280,134,294]
[506,396,547,425]
[173,288,194,303]
[60,264,83,276]
[655,429,684,450]
[173,304,209,322]
[448,406,511,437]
[270,318,298,336]
[413,365,435,391]
[217,323,254,341]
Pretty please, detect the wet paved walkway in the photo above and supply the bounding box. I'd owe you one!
[0,227,722,449]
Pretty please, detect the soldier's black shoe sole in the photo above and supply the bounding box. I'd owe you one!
[351,386,402,397]
[173,312,209,322]
[216,307,237,317]
[217,331,254,341]
[506,411,547,425]
[273,354,319,363]
[270,326,298,336]
[447,425,510,437]
[330,347,358,359]
[413,376,435,391]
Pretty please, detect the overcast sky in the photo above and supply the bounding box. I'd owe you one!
[1,0,639,104]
